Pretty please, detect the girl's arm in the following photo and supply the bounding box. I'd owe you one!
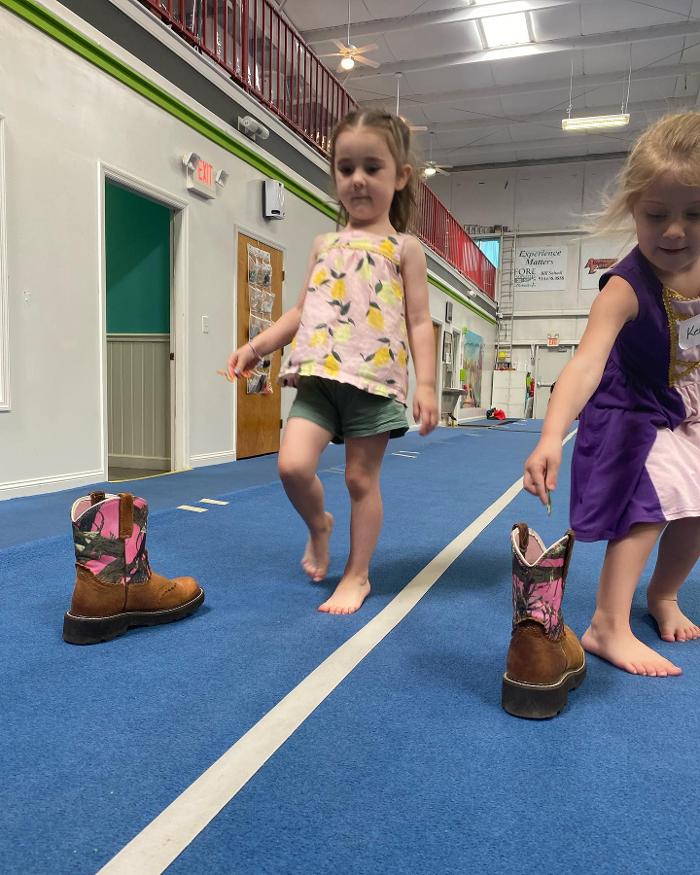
[524,275,638,503]
[402,236,438,435]
[227,236,322,377]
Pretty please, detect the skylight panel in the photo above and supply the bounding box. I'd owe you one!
[480,12,530,48]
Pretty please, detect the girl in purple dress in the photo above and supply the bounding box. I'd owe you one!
[525,112,700,677]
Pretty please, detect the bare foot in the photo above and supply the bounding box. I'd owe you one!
[301,512,333,582]
[581,623,682,676]
[647,596,700,643]
[318,575,371,615]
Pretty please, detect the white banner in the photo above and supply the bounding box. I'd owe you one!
[579,235,629,289]
[514,246,567,290]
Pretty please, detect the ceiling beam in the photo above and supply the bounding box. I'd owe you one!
[448,152,629,171]
[358,62,700,109]
[431,130,647,162]
[302,0,585,44]
[345,20,700,80]
[410,97,691,136]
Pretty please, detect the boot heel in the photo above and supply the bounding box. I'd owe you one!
[62,611,129,645]
[501,674,569,720]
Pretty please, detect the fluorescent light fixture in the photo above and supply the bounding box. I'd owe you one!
[480,12,530,48]
[562,113,630,131]
[340,56,355,71]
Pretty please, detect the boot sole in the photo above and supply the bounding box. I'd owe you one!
[501,660,586,719]
[62,589,205,645]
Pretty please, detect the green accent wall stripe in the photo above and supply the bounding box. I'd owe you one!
[429,273,497,325]
[0,0,335,219]
[1,0,496,326]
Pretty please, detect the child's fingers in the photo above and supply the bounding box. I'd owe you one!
[417,403,438,435]
[524,462,548,505]
[544,458,559,491]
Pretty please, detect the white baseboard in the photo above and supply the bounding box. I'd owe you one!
[189,450,237,467]
[0,469,105,502]
[458,407,487,421]
[108,455,170,470]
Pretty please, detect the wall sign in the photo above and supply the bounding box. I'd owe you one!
[579,236,628,290]
[182,152,226,199]
[514,246,567,290]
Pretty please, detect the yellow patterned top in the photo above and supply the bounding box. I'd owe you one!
[279,231,409,402]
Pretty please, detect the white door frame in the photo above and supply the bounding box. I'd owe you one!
[98,164,190,475]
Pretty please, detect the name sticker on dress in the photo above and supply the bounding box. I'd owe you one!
[678,313,700,350]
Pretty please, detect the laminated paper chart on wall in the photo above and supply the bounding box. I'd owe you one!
[246,244,275,394]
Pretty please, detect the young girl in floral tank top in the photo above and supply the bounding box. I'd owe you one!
[228,111,438,615]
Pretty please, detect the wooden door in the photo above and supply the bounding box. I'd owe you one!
[235,234,284,458]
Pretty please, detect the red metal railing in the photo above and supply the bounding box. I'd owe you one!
[139,0,496,299]
[412,184,496,298]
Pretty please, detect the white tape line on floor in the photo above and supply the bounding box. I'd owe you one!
[99,430,576,875]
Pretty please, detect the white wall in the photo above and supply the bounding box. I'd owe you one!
[0,3,495,498]
[429,158,633,364]
[429,159,625,232]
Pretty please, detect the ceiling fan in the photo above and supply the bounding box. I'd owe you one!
[394,73,427,133]
[422,132,452,177]
[319,0,379,72]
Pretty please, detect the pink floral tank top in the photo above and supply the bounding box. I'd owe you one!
[279,230,409,403]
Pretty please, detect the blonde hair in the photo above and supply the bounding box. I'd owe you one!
[594,111,700,233]
[329,110,417,233]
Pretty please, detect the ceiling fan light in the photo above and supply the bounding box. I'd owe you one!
[423,166,437,178]
[340,56,355,71]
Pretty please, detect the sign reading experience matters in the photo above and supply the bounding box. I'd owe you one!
[514,246,567,290]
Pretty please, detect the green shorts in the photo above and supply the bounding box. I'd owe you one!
[288,376,409,443]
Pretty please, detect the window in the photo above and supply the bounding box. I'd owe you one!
[476,238,500,268]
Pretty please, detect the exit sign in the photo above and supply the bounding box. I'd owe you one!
[184,153,217,199]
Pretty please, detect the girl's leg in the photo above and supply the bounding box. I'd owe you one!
[318,432,390,615]
[581,522,683,676]
[647,517,700,642]
[278,417,334,582]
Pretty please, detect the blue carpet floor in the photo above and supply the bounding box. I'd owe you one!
[2,425,699,873]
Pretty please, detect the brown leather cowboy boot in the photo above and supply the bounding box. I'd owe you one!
[501,523,586,719]
[63,491,204,644]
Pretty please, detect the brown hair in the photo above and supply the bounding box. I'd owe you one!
[594,111,700,233]
[329,110,417,232]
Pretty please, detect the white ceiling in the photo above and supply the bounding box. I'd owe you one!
[276,0,700,169]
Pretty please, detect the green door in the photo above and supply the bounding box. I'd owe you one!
[105,181,172,478]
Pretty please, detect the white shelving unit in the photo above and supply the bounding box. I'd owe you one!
[492,369,526,418]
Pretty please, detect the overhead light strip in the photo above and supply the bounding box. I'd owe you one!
[561,113,631,131]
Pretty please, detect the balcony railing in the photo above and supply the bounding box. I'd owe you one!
[139,0,496,299]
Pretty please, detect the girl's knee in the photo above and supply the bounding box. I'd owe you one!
[278,457,314,485]
[344,467,375,499]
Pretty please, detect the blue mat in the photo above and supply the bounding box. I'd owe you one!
[3,426,699,873]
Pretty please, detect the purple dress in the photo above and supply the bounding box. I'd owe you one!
[571,246,700,542]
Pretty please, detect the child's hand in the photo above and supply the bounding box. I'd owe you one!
[524,437,562,505]
[413,384,438,436]
[226,343,259,380]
